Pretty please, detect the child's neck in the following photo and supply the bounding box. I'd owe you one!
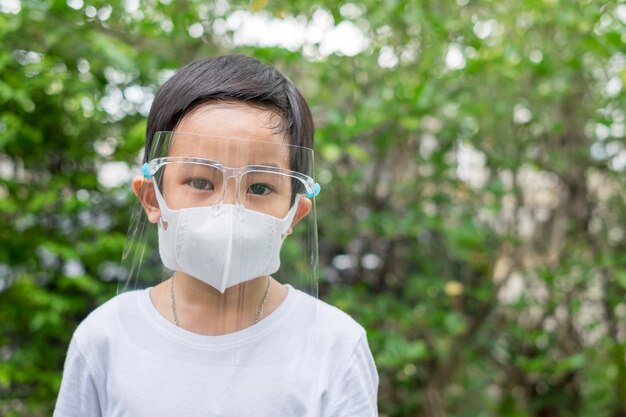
[150,273,287,335]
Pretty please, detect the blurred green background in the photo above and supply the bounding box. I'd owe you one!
[1,0,626,416]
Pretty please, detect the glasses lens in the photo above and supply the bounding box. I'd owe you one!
[239,171,296,217]
[156,162,225,209]
[154,161,305,217]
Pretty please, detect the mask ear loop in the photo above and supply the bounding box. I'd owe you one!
[305,183,321,198]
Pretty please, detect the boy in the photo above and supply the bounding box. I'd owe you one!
[54,54,378,416]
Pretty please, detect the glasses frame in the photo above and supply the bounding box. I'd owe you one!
[143,157,316,211]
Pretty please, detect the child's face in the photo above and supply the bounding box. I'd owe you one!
[136,102,311,227]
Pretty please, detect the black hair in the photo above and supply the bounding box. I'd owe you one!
[144,55,314,180]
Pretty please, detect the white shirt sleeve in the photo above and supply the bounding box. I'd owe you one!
[324,333,379,417]
[53,336,103,417]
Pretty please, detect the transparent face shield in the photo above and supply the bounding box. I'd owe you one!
[118,131,320,365]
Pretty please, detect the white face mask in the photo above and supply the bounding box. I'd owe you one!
[153,183,297,293]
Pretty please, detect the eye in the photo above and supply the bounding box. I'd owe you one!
[248,183,273,195]
[187,178,214,190]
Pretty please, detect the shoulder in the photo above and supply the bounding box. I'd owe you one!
[289,290,379,414]
[314,295,365,338]
[290,288,367,362]
[289,288,365,340]
[71,290,145,351]
[59,291,145,390]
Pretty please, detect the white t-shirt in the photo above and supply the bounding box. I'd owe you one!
[54,286,379,417]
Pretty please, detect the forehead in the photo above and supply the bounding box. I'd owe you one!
[168,103,291,168]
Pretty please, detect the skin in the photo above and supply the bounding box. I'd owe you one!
[132,102,312,335]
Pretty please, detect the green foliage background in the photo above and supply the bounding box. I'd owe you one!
[1,0,625,416]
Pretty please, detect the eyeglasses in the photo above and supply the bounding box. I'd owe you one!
[142,158,320,218]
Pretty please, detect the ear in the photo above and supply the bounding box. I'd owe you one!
[289,196,312,230]
[132,175,160,224]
